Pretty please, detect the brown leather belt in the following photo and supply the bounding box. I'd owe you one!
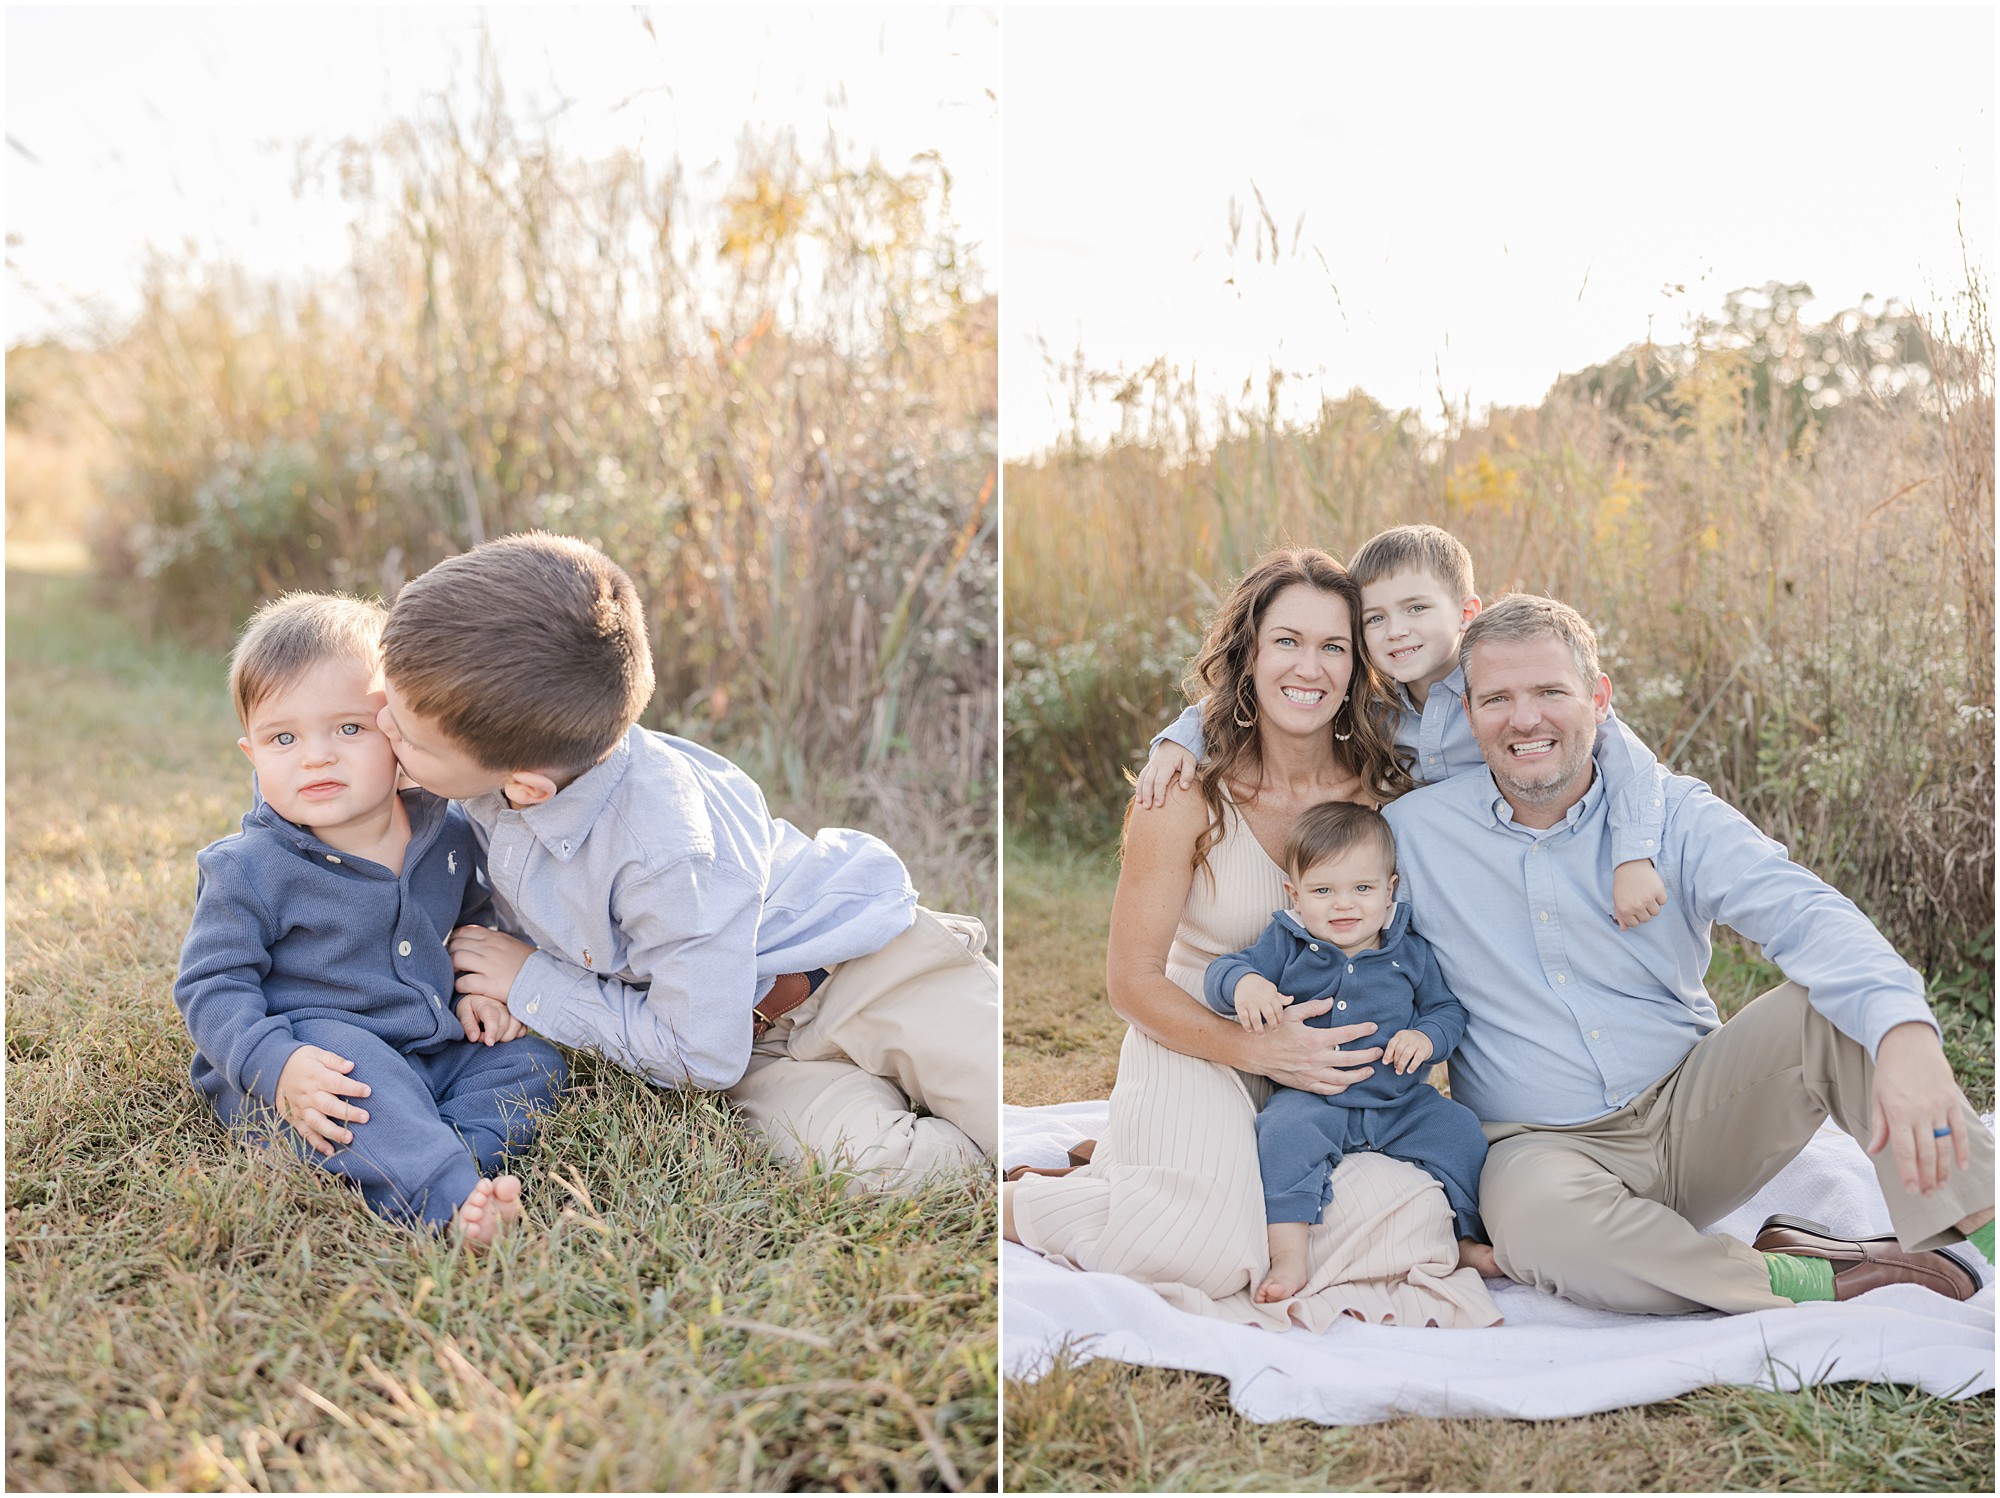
[752,968,829,1038]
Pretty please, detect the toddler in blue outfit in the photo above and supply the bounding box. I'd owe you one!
[174,594,567,1246]
[1205,801,1487,1303]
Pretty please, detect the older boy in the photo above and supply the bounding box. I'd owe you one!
[375,532,997,1192]
[174,594,568,1246]
[1137,524,1671,929]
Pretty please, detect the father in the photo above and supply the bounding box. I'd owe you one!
[1382,594,1994,1314]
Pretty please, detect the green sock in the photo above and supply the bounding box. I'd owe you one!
[1969,1220,1995,1267]
[1765,1251,1836,1302]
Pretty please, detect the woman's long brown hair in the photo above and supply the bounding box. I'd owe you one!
[1180,548,1413,881]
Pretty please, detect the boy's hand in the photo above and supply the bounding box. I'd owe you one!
[1134,741,1198,810]
[1383,1028,1435,1075]
[1232,974,1291,1034]
[455,993,526,1045]
[450,925,535,1005]
[1612,859,1669,930]
[274,1045,371,1156]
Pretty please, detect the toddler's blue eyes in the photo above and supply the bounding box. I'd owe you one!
[339,723,363,736]
[274,732,295,746]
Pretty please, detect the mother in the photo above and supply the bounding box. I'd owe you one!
[1004,549,1499,1329]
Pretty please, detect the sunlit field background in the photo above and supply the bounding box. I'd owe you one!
[6,19,997,1491]
[1006,277,1992,987]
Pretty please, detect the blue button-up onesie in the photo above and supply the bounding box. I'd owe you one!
[175,789,568,1228]
[1205,901,1487,1238]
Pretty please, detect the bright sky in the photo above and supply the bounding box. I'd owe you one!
[1003,5,1995,458]
[5,4,997,345]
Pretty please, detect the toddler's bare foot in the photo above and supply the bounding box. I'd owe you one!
[1258,1221,1310,1303]
[1255,1268,1307,1303]
[1457,1237,1501,1278]
[453,1174,525,1248]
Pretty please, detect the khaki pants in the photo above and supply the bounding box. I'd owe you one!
[1480,982,1995,1314]
[726,908,998,1194]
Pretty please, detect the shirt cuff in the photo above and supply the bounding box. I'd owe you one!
[507,948,581,1032]
[241,1031,308,1107]
[1860,1005,1943,1060]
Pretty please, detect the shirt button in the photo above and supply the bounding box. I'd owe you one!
[1643,839,1655,849]
[1346,964,1355,974]
[1337,1000,1348,1010]
[1539,911,1549,922]
[1309,943,1320,952]
[527,999,540,1014]
[1590,1029,1599,1039]
[325,854,341,864]
[1557,974,1568,985]
[431,993,441,1007]
[1652,797,1662,807]
[397,940,412,957]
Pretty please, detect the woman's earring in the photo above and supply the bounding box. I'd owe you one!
[1234,684,1257,730]
[1333,698,1353,742]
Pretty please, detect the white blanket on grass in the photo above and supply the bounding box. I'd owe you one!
[1003,1101,1995,1424]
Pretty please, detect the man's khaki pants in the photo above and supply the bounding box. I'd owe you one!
[1480,983,1994,1314]
[726,908,998,1194]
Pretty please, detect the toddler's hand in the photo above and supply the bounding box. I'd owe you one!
[456,993,526,1045]
[450,924,535,1004]
[1134,741,1198,810]
[274,1044,371,1156]
[1383,1028,1434,1075]
[1232,974,1291,1034]
[1612,858,1669,930]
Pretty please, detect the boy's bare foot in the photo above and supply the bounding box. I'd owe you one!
[1457,1237,1501,1277]
[453,1174,525,1248]
[1255,1269,1307,1303]
[1257,1222,1311,1302]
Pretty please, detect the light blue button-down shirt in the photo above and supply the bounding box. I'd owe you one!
[462,726,918,1092]
[1154,668,1665,862]
[1382,764,1939,1127]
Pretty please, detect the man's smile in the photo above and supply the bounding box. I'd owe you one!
[1507,738,1557,758]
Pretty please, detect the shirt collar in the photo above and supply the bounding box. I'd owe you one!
[1399,662,1466,714]
[495,725,636,863]
[247,784,445,866]
[1485,766,1605,835]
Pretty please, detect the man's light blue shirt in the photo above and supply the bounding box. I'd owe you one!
[461,726,918,1093]
[1382,763,1939,1128]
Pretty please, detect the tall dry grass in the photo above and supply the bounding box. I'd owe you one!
[39,70,996,921]
[1005,283,1994,983]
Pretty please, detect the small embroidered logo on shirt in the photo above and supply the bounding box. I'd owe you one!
[447,851,458,875]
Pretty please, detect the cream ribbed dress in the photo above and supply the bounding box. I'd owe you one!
[1012,801,1502,1330]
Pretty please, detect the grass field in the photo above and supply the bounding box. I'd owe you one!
[4,565,997,1492]
[1001,840,1995,1493]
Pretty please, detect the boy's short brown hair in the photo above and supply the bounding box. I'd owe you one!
[229,593,386,725]
[1283,800,1397,881]
[380,532,656,774]
[1348,524,1475,602]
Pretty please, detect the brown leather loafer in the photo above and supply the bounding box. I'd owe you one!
[1754,1214,1983,1302]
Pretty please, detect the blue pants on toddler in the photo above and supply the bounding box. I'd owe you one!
[1255,1082,1487,1240]
[205,1015,568,1230]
